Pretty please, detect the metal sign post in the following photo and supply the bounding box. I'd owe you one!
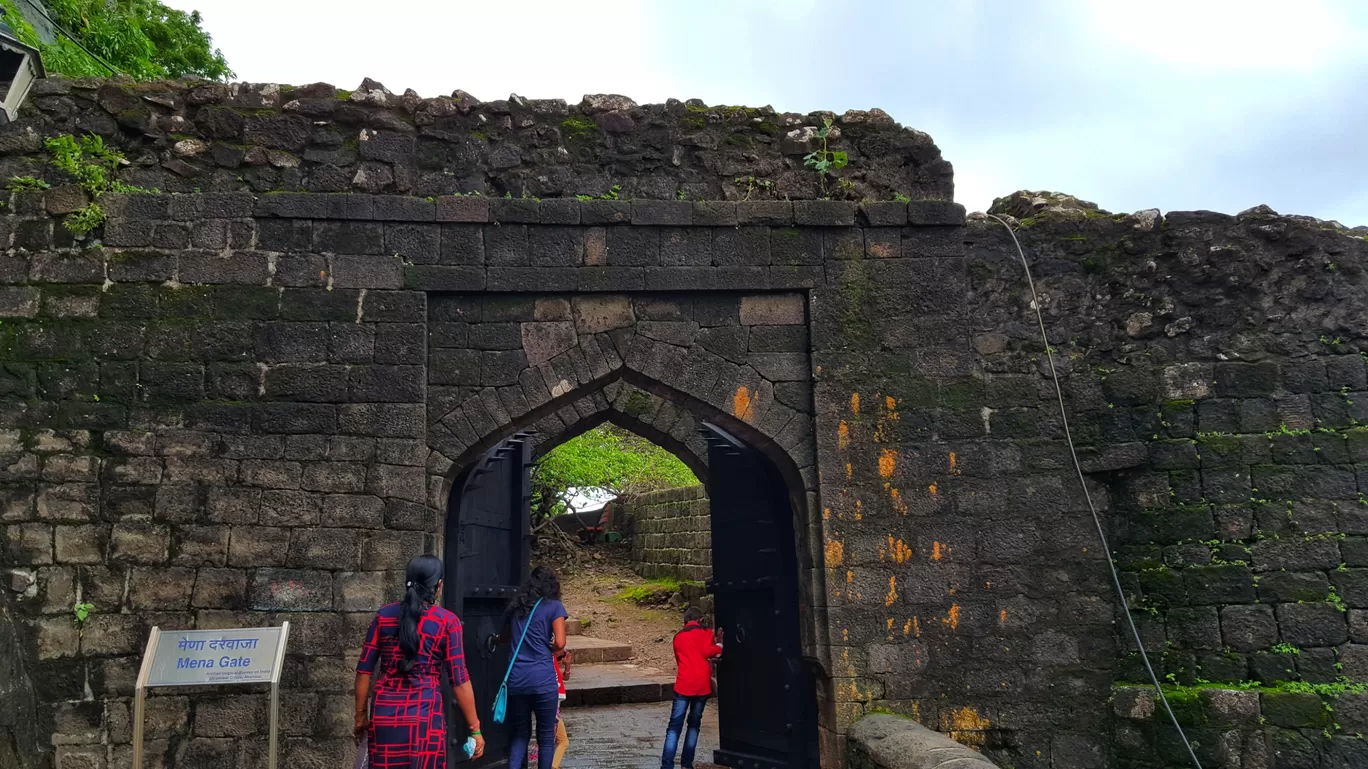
[130,623,291,769]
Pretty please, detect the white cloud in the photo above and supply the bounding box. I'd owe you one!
[1080,0,1357,73]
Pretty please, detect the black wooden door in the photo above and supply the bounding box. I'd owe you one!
[702,423,819,769]
[444,433,533,766]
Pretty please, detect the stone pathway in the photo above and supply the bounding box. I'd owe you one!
[558,701,720,769]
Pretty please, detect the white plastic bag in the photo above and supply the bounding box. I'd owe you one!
[354,734,369,769]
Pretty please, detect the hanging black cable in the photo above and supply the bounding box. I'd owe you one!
[988,213,1204,769]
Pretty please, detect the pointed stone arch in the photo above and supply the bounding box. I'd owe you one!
[422,291,828,673]
[424,292,817,501]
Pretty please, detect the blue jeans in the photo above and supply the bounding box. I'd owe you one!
[661,694,707,769]
[508,691,559,769]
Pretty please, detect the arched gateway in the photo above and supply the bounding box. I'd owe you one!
[431,294,824,768]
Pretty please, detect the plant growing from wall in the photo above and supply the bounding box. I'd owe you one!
[0,0,232,80]
[803,118,848,198]
[43,133,151,237]
[574,184,621,202]
[72,600,94,637]
[5,176,49,191]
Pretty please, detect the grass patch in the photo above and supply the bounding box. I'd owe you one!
[614,577,702,606]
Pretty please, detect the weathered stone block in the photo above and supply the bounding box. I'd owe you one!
[692,201,736,227]
[735,201,792,226]
[288,528,360,570]
[192,695,266,738]
[129,566,195,610]
[740,294,804,325]
[366,464,426,503]
[435,196,489,223]
[227,526,291,568]
[109,521,169,564]
[249,568,332,611]
[1276,602,1348,647]
[259,489,321,527]
[906,200,966,226]
[333,571,391,612]
[1262,691,1329,728]
[605,226,659,266]
[794,201,856,226]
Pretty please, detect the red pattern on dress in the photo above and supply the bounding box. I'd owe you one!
[358,602,469,769]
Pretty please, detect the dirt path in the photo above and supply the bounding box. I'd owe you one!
[555,545,685,672]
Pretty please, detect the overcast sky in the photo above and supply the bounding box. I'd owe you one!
[166,0,1367,225]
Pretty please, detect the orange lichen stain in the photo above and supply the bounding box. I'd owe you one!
[999,609,1008,625]
[928,483,938,495]
[822,507,831,520]
[948,451,960,475]
[942,707,991,747]
[885,395,896,411]
[854,499,863,520]
[842,628,849,643]
[825,538,844,567]
[932,541,944,561]
[846,570,854,584]
[872,396,900,442]
[943,604,961,630]
[902,618,913,636]
[888,486,907,515]
[886,618,894,630]
[911,616,921,637]
[884,576,897,606]
[878,449,897,478]
[815,365,822,376]
[845,463,852,479]
[732,386,752,421]
[850,392,860,414]
[881,536,912,564]
[837,421,850,450]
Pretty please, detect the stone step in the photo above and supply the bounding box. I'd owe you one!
[566,618,583,635]
[565,634,633,664]
[562,663,674,707]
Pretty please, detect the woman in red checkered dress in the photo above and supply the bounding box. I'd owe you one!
[354,555,486,767]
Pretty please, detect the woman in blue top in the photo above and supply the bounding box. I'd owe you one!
[499,565,568,769]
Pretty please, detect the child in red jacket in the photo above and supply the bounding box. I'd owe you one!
[660,607,722,769]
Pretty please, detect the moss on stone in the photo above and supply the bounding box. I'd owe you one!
[560,117,598,142]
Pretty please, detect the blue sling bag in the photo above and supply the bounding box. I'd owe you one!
[492,598,542,724]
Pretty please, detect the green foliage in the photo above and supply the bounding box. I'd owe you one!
[1271,642,1301,655]
[893,192,910,203]
[803,118,849,197]
[733,176,773,201]
[64,202,105,236]
[531,424,698,523]
[574,184,622,202]
[72,600,94,624]
[0,0,232,80]
[560,117,597,141]
[615,577,697,605]
[5,175,49,191]
[44,133,151,236]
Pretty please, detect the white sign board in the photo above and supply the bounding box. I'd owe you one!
[133,624,290,769]
[145,627,286,687]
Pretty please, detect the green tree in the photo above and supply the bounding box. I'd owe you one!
[0,0,232,80]
[532,424,698,526]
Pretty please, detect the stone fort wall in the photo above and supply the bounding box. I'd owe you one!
[619,484,712,582]
[0,76,1364,769]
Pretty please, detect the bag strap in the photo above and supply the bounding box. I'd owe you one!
[500,598,543,687]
